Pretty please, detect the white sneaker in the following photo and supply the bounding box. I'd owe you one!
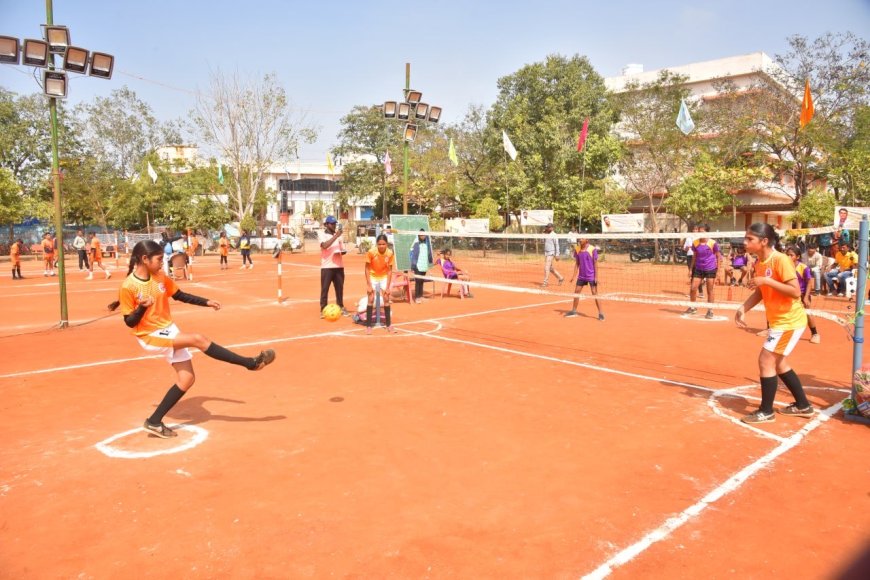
[240,265,246,270]
[105,271,111,279]
[248,264,253,269]
[86,273,93,280]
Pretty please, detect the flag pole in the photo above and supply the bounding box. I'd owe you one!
[579,148,587,232]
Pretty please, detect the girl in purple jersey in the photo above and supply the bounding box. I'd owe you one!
[684,225,722,319]
[786,245,820,344]
[565,236,604,321]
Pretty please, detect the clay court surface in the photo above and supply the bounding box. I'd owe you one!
[1,250,868,578]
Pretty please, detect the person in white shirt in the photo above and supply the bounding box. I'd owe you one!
[319,216,348,318]
[73,229,89,271]
[541,223,564,287]
[805,245,824,295]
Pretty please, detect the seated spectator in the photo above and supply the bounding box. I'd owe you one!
[435,248,473,298]
[825,242,858,296]
[725,246,751,286]
[805,245,824,295]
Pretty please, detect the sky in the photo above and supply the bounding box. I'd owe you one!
[2,0,868,161]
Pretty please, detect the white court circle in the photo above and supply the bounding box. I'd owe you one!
[336,320,443,337]
[680,313,729,322]
[95,424,209,459]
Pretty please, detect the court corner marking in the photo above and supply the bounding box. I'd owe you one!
[95,424,209,459]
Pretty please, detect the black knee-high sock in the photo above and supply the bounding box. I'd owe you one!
[778,369,810,408]
[204,342,256,370]
[385,306,392,327]
[148,384,185,425]
[11,268,16,279]
[16,265,21,278]
[759,376,778,414]
[366,305,373,327]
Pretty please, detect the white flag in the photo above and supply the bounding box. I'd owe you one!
[502,130,517,161]
[147,162,158,184]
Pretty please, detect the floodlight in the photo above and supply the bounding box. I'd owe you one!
[427,106,442,123]
[88,52,114,79]
[0,36,20,65]
[397,102,411,120]
[403,123,418,142]
[406,90,422,105]
[383,101,397,118]
[43,70,68,98]
[415,103,429,119]
[43,25,70,54]
[63,46,89,74]
[23,39,49,67]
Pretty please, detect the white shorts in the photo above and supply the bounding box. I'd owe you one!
[369,276,388,292]
[762,327,805,357]
[136,323,193,364]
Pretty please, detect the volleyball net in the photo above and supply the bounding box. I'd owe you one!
[396,225,861,327]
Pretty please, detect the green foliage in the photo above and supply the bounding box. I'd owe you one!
[240,214,257,233]
[0,167,25,228]
[791,187,837,226]
[309,201,326,222]
[558,178,631,230]
[472,196,504,231]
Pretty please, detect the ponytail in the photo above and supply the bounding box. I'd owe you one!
[747,222,780,250]
[107,240,163,311]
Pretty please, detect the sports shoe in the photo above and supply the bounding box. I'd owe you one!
[598,313,605,321]
[565,310,579,318]
[251,349,276,371]
[365,326,372,335]
[86,273,93,280]
[741,410,775,424]
[341,308,350,317]
[809,333,820,344]
[778,403,815,418]
[705,309,714,319]
[105,271,111,279]
[414,298,422,304]
[684,307,697,315]
[240,265,246,270]
[386,326,397,334]
[143,420,177,438]
[465,292,475,298]
[838,292,845,297]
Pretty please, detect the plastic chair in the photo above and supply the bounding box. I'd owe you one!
[440,276,465,299]
[845,269,858,299]
[389,272,412,304]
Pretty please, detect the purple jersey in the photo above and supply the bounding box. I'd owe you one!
[732,254,747,268]
[693,239,719,271]
[438,258,458,279]
[574,245,598,281]
[796,262,811,294]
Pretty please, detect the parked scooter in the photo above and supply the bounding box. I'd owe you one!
[629,242,671,263]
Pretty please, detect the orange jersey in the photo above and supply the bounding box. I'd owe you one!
[219,238,229,256]
[90,238,102,262]
[187,237,198,255]
[118,270,179,337]
[753,250,805,330]
[10,242,21,265]
[365,247,394,278]
[42,239,54,255]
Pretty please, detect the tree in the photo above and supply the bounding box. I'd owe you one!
[489,54,619,225]
[614,70,697,235]
[191,71,317,222]
[0,167,25,241]
[471,196,504,231]
[75,86,178,179]
[791,187,837,227]
[566,177,631,231]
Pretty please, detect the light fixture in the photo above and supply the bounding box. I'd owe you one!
[63,46,89,74]
[43,70,68,98]
[397,102,411,120]
[43,25,70,54]
[427,106,442,123]
[405,90,422,105]
[403,123,418,142]
[22,39,48,67]
[415,103,429,119]
[88,52,114,79]
[383,101,397,118]
[0,36,20,65]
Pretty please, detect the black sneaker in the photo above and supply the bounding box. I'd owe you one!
[684,307,697,315]
[565,310,579,318]
[598,313,605,321]
[741,410,775,424]
[143,420,177,438]
[778,403,815,418]
[705,310,714,319]
[252,349,276,371]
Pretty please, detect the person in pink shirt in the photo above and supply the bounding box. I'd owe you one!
[318,216,348,318]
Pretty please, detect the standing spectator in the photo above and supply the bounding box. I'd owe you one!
[816,231,834,257]
[186,229,198,264]
[10,238,23,279]
[805,245,824,295]
[73,229,90,271]
[87,232,111,280]
[541,223,564,287]
[239,231,253,269]
[319,216,348,317]
[825,242,858,296]
[41,232,55,277]
[409,229,433,303]
[218,231,229,270]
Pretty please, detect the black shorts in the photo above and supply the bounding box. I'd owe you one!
[575,280,597,287]
[692,268,717,279]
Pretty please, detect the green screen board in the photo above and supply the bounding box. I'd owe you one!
[390,214,431,271]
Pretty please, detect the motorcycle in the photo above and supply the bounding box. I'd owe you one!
[629,242,671,263]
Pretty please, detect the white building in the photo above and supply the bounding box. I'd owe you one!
[605,52,807,231]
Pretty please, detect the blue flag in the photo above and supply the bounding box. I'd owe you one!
[676,99,695,135]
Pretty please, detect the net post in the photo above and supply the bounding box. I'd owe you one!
[846,215,870,424]
[276,248,283,303]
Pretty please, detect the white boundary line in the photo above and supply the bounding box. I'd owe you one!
[94,424,209,459]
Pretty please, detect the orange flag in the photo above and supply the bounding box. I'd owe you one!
[799,79,814,129]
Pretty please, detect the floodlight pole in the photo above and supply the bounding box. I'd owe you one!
[403,63,410,214]
[46,0,69,328]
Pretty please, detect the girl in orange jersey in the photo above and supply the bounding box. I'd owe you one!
[735,223,815,424]
[218,231,230,270]
[87,233,112,280]
[41,233,55,277]
[364,234,395,335]
[108,240,276,438]
[10,238,23,279]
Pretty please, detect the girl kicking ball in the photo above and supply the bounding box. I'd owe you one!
[735,224,814,424]
[109,240,276,438]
